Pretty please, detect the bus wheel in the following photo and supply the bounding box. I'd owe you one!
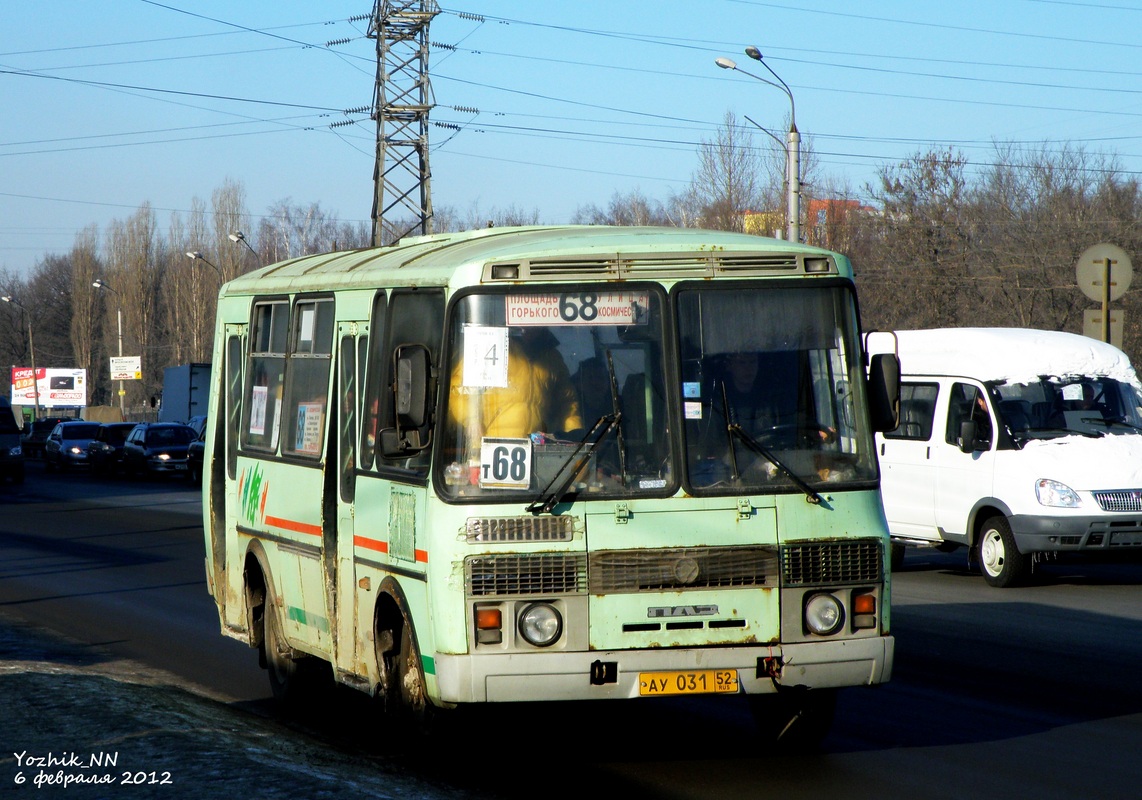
[748,688,836,751]
[978,515,1029,588]
[263,594,322,705]
[379,619,433,731]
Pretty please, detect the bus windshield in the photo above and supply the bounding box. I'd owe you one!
[992,376,1142,441]
[678,283,878,493]
[440,286,671,502]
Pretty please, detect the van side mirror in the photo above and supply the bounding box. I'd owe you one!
[380,343,434,457]
[867,352,901,432]
[958,420,978,453]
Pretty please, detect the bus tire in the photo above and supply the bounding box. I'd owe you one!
[263,593,322,705]
[378,616,433,732]
[977,515,1029,588]
[748,687,836,751]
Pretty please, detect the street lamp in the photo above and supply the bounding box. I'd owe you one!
[0,292,40,420]
[92,279,125,417]
[185,251,221,276]
[228,231,259,259]
[716,49,801,243]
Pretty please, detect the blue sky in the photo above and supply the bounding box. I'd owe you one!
[3,1,1141,275]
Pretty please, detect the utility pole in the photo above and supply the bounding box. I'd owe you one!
[368,0,440,246]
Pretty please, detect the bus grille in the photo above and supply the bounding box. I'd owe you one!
[465,515,574,543]
[781,540,883,586]
[1092,490,1142,513]
[589,546,779,592]
[466,554,587,596]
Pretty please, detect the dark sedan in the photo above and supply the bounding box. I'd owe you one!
[86,422,140,475]
[122,422,197,477]
[186,426,206,483]
[43,421,102,471]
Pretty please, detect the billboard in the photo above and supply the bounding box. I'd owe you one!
[10,367,88,408]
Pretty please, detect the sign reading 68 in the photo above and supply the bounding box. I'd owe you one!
[478,437,532,489]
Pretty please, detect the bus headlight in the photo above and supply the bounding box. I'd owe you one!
[518,602,562,647]
[1035,478,1080,508]
[804,593,844,636]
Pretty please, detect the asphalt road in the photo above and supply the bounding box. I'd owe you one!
[3,460,1142,799]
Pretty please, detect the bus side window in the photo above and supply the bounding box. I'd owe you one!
[242,300,289,453]
[371,288,444,475]
[282,297,335,458]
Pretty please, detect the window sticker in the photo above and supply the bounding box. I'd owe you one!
[250,385,268,435]
[462,325,510,388]
[295,401,324,454]
[683,381,701,398]
[478,437,532,489]
[684,401,703,420]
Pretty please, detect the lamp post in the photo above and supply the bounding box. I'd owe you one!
[228,231,259,260]
[92,279,125,417]
[0,293,40,420]
[185,251,221,276]
[716,48,801,243]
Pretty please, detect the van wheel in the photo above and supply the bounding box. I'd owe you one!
[978,515,1029,588]
[890,542,906,571]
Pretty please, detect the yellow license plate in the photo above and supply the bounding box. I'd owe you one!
[639,669,739,697]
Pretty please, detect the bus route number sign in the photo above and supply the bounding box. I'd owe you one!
[478,437,532,490]
[505,292,649,326]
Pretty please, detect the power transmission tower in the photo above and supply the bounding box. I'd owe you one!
[368,0,440,246]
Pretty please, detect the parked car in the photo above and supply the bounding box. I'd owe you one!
[21,416,69,458]
[86,422,140,475]
[186,415,208,438]
[0,397,25,483]
[43,421,102,471]
[122,422,197,477]
[186,425,206,483]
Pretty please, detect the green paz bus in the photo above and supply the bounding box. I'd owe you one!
[201,225,900,745]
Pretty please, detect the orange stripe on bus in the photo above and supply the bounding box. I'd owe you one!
[264,515,322,537]
[354,536,388,553]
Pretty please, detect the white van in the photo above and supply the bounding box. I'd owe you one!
[870,327,1142,587]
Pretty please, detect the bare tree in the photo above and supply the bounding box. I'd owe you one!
[105,203,164,415]
[67,227,103,405]
[688,110,764,232]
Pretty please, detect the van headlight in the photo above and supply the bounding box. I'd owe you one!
[518,603,562,647]
[1035,478,1081,508]
[804,593,844,636]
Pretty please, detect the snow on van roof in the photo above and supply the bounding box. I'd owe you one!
[867,327,1141,386]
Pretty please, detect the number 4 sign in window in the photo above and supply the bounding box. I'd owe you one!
[462,325,510,388]
[479,437,532,489]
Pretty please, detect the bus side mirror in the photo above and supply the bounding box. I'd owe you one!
[380,343,434,457]
[867,352,900,432]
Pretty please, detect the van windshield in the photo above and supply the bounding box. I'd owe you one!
[993,377,1142,440]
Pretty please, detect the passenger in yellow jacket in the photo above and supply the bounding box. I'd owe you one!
[449,328,583,439]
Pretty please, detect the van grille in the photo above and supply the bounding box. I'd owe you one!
[1092,490,1142,513]
[782,540,883,586]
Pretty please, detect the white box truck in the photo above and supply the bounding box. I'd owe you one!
[159,363,211,425]
[870,327,1142,586]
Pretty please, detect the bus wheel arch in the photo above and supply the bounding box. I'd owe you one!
[373,579,433,726]
[242,545,271,658]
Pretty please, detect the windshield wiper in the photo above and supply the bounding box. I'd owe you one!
[526,413,619,514]
[727,423,824,505]
[525,351,629,515]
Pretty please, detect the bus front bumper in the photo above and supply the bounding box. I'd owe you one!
[434,636,893,704]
